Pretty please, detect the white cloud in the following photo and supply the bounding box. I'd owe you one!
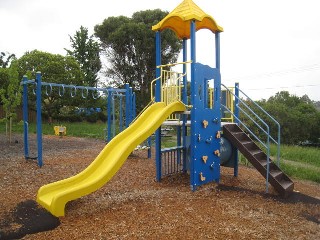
[1,0,319,100]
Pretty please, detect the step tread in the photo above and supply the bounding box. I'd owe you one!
[279,180,294,190]
[269,169,283,178]
[250,149,264,155]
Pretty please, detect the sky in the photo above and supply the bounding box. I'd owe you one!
[1,0,320,101]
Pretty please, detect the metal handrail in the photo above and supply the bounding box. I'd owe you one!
[236,86,281,166]
[221,83,280,164]
[221,103,271,193]
[222,105,266,148]
[221,83,282,194]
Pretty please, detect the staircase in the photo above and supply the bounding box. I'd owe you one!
[223,123,294,198]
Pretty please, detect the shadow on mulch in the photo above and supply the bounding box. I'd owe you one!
[0,200,60,240]
[218,184,320,204]
[218,184,320,224]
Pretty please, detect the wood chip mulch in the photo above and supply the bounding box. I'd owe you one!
[0,134,319,239]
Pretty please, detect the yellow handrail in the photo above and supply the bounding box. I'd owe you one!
[150,61,191,120]
[156,60,192,69]
[221,87,235,122]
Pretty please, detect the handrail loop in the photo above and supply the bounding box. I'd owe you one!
[45,84,53,96]
[82,87,89,98]
[92,90,99,99]
[70,86,77,98]
[32,82,37,95]
[58,85,65,97]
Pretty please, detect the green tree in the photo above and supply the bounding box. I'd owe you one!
[65,26,102,87]
[94,9,182,110]
[0,61,21,142]
[16,50,83,120]
[0,51,16,68]
[256,91,320,144]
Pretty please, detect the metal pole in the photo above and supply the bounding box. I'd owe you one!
[215,32,221,70]
[22,76,29,159]
[119,95,123,132]
[155,31,162,181]
[36,72,43,167]
[125,83,131,127]
[112,93,115,138]
[234,82,240,176]
[235,82,240,124]
[107,89,112,142]
[190,20,196,190]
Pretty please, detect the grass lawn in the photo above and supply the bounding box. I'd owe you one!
[0,121,107,139]
[1,121,319,183]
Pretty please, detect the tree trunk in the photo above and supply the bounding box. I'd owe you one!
[5,112,8,139]
[9,115,12,143]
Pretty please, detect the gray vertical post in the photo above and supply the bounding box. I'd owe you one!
[22,76,29,159]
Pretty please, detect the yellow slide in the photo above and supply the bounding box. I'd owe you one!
[37,101,186,217]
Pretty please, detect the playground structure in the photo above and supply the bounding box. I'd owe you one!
[21,73,136,167]
[36,0,294,217]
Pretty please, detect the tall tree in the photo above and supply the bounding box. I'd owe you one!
[0,51,16,68]
[17,50,83,120]
[256,91,320,144]
[94,9,182,110]
[0,61,21,142]
[65,26,102,87]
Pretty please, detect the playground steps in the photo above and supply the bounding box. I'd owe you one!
[223,124,294,198]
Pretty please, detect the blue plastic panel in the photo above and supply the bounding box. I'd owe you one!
[190,63,221,190]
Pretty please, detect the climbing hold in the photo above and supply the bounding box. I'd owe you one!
[210,163,214,169]
[202,120,208,128]
[200,172,206,182]
[212,118,219,124]
[214,149,220,157]
[202,156,208,163]
[216,131,221,139]
[205,136,212,144]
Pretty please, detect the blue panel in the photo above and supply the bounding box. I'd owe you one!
[190,63,221,190]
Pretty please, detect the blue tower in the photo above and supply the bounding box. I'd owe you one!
[152,0,224,190]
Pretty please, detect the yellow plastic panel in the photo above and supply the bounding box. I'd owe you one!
[152,0,223,39]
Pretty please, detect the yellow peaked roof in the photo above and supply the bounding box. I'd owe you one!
[152,0,223,39]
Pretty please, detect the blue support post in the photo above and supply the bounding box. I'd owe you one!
[125,83,131,127]
[35,72,43,167]
[215,32,221,70]
[155,31,162,181]
[190,20,196,190]
[107,89,112,142]
[131,89,136,122]
[155,31,161,102]
[22,76,29,159]
[147,137,151,159]
[119,95,123,132]
[235,82,240,124]
[104,92,108,142]
[112,93,115,138]
[234,82,240,176]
